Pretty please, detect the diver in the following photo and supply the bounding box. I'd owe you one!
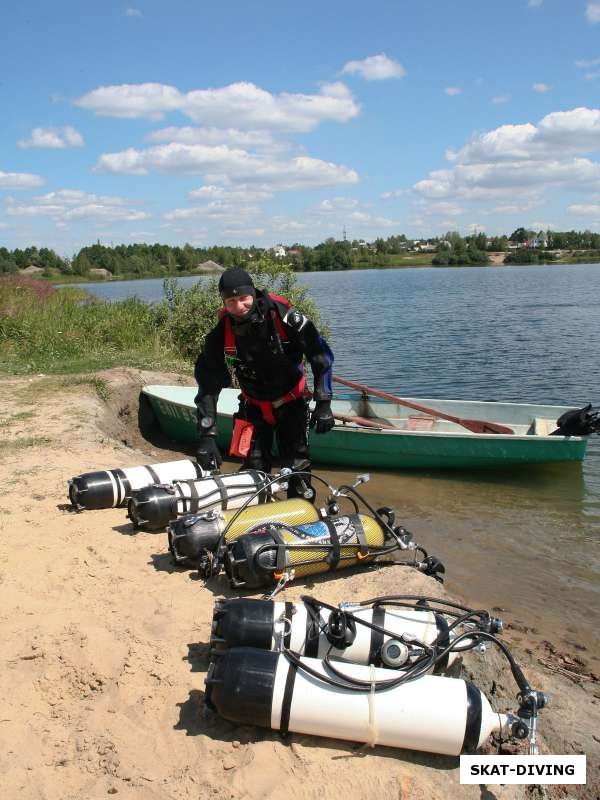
[194,267,334,498]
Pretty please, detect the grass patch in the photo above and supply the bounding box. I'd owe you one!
[0,276,189,376]
[0,435,52,453]
[0,410,36,428]
[65,375,111,402]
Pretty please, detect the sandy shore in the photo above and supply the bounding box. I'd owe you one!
[0,368,598,800]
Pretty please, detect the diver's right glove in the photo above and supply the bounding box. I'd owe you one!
[310,399,335,434]
[196,435,223,471]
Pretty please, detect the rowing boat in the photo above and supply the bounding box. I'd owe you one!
[141,385,589,469]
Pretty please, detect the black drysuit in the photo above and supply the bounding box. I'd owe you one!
[194,290,333,486]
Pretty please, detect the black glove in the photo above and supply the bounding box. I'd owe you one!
[310,400,335,434]
[196,435,222,471]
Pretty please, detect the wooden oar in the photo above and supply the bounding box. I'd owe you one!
[333,375,514,435]
[333,412,396,431]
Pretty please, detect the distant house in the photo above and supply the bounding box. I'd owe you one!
[89,268,113,280]
[530,232,548,249]
[194,260,224,273]
[19,265,44,275]
[272,245,286,258]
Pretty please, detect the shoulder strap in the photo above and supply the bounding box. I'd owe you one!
[220,314,236,355]
[267,294,290,343]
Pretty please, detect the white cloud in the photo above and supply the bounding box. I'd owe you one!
[533,82,551,92]
[5,190,149,223]
[75,83,182,120]
[125,7,142,16]
[575,57,600,68]
[147,126,283,152]
[33,189,127,206]
[381,188,406,198]
[586,3,600,23]
[340,53,406,81]
[76,80,359,131]
[529,220,554,229]
[445,87,463,96]
[528,0,543,7]
[188,184,273,203]
[0,170,45,189]
[424,201,465,216]
[163,203,260,222]
[95,143,359,190]
[17,126,84,149]
[482,199,541,215]
[347,211,399,228]
[492,94,511,104]
[568,203,600,215]
[415,158,600,201]
[446,108,600,164]
[317,197,360,211]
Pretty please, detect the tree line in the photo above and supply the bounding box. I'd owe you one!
[2,227,600,277]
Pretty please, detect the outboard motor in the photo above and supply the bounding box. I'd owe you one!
[68,458,205,510]
[551,403,600,436]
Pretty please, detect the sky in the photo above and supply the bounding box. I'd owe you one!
[1,0,600,255]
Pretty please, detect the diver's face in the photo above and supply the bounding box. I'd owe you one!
[223,294,255,318]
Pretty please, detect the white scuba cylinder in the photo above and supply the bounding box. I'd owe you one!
[68,458,205,510]
[127,471,279,530]
[274,601,457,668]
[206,648,507,756]
[210,597,458,670]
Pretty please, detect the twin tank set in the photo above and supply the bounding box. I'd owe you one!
[67,456,547,757]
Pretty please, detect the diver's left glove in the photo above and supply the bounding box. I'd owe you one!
[196,435,223,471]
[310,400,335,434]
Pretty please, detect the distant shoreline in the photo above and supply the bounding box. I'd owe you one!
[40,254,600,284]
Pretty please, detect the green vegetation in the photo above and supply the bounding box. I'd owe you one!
[0,435,52,453]
[503,248,557,265]
[432,232,489,266]
[3,227,600,281]
[0,259,323,376]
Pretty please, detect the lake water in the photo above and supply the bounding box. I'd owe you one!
[78,265,600,668]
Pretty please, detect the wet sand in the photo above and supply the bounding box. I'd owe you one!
[0,368,598,800]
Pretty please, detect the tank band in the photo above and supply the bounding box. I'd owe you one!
[462,681,483,753]
[113,469,131,506]
[144,464,161,484]
[369,605,386,665]
[433,612,451,673]
[279,659,298,737]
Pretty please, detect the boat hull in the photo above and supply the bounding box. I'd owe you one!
[142,386,587,470]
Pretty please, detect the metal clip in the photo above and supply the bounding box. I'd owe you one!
[263,569,296,600]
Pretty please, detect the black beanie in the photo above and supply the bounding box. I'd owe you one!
[218,268,256,299]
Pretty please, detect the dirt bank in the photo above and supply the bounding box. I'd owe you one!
[0,368,597,799]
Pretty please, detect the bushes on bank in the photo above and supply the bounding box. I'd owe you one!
[0,259,323,375]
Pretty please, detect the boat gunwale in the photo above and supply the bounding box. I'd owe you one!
[142,386,584,444]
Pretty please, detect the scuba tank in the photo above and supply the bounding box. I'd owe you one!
[206,647,545,756]
[221,514,441,590]
[210,596,503,672]
[68,458,205,510]
[168,498,320,568]
[127,470,279,531]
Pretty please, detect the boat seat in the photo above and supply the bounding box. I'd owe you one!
[533,417,557,436]
[406,415,436,431]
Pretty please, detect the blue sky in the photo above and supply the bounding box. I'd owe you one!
[2,0,600,255]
